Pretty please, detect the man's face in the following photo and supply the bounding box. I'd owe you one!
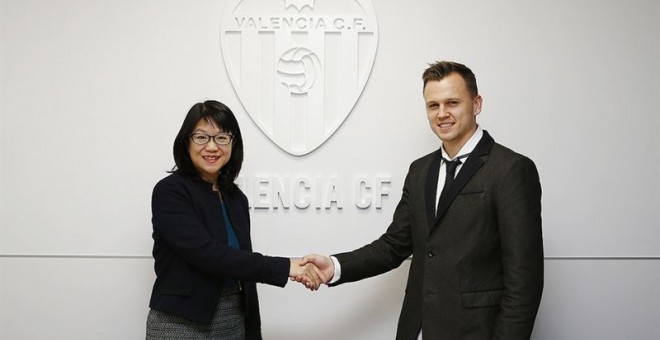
[424,73,482,157]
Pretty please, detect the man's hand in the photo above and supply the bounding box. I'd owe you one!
[289,258,324,291]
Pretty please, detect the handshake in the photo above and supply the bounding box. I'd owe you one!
[288,254,334,291]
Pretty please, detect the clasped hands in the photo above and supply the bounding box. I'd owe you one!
[288,254,334,291]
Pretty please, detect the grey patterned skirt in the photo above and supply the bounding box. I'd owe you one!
[146,288,245,340]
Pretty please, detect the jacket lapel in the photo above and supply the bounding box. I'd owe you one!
[425,150,443,229]
[430,130,495,231]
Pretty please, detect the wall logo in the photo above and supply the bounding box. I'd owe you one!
[220,0,379,156]
[277,46,321,94]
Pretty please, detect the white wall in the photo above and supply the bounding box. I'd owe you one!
[1,0,659,339]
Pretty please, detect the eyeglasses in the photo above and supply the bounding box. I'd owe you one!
[189,132,233,146]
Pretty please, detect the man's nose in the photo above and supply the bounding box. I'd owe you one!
[437,106,449,118]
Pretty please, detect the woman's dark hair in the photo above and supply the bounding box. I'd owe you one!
[171,100,244,191]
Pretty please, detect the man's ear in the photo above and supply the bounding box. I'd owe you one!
[473,95,483,116]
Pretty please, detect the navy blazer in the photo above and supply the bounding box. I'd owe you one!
[333,131,544,340]
[149,172,290,339]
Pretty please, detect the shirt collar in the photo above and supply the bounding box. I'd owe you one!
[441,125,483,161]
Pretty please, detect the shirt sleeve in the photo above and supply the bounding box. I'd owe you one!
[328,255,342,284]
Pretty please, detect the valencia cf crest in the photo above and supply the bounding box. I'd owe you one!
[220,0,379,156]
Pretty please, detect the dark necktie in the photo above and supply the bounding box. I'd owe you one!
[437,158,462,216]
[442,159,462,193]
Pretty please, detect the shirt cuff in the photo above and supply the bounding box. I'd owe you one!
[329,255,341,284]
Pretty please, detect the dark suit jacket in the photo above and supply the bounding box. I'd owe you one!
[148,172,290,340]
[333,131,543,340]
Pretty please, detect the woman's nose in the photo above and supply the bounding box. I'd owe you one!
[205,140,220,150]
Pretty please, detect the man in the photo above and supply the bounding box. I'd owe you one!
[301,61,544,339]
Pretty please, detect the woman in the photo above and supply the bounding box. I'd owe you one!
[146,100,319,339]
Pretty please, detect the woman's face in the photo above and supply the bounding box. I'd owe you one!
[187,118,232,187]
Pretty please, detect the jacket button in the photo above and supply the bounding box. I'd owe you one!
[427,251,434,258]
